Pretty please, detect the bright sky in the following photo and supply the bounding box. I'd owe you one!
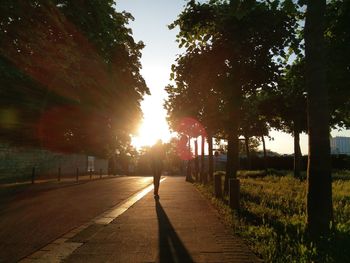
[116,0,184,148]
[116,0,349,155]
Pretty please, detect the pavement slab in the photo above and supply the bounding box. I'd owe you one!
[61,176,261,263]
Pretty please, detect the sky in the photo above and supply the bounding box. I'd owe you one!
[115,0,349,155]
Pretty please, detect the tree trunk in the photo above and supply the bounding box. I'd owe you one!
[225,134,232,193]
[200,135,206,184]
[261,135,267,175]
[224,83,242,193]
[186,136,192,182]
[305,0,333,238]
[293,123,302,178]
[244,135,251,170]
[194,138,199,182]
[225,125,239,193]
[225,86,241,193]
[208,133,214,182]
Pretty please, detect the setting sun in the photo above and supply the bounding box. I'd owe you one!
[131,95,173,149]
[131,119,172,148]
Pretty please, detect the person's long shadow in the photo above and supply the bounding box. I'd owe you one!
[155,199,194,263]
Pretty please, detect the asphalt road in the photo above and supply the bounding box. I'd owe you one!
[0,176,153,263]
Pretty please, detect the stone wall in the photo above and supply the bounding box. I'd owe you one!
[0,144,108,183]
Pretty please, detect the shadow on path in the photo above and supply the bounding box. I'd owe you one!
[155,199,194,263]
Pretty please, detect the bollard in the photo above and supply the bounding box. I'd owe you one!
[100,169,102,179]
[58,167,61,182]
[76,168,79,181]
[229,178,240,210]
[203,172,208,185]
[89,169,92,180]
[214,173,222,198]
[31,167,35,184]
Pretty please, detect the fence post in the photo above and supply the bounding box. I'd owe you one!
[31,167,35,184]
[76,168,79,182]
[214,173,222,198]
[229,178,240,210]
[100,169,102,179]
[58,167,61,182]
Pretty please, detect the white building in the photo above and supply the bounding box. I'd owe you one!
[330,136,350,155]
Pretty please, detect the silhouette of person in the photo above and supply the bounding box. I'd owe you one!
[151,140,165,198]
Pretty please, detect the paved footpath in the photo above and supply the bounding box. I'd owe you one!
[23,177,261,263]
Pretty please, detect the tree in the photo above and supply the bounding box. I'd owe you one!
[305,0,333,238]
[163,137,184,175]
[259,59,307,178]
[0,0,149,160]
[279,61,307,178]
[263,0,350,181]
[240,95,270,172]
[165,48,224,182]
[170,0,295,191]
[325,0,350,129]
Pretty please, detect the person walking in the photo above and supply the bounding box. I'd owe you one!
[151,140,165,199]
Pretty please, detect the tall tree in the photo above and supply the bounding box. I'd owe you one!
[325,0,350,129]
[280,62,307,178]
[0,0,149,159]
[165,48,223,182]
[259,60,307,178]
[170,0,295,191]
[240,95,270,172]
[305,0,333,238]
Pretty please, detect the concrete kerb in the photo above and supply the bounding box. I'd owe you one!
[0,174,128,189]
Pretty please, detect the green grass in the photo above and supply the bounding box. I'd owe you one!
[332,169,350,180]
[197,170,350,263]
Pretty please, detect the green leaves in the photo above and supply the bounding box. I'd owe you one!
[166,0,298,139]
[0,0,148,156]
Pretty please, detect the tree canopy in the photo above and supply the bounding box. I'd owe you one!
[166,0,296,187]
[0,0,149,157]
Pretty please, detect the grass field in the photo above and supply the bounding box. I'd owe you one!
[196,170,350,262]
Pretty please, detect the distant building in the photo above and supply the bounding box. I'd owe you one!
[330,136,350,155]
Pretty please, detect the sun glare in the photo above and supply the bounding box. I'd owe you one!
[129,51,175,150]
[131,105,172,149]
